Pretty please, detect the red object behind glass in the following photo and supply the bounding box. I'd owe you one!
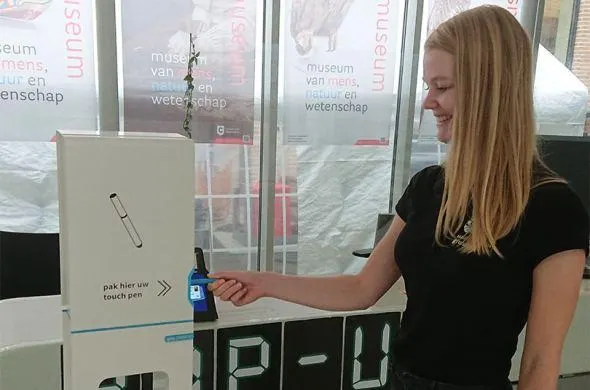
[251,182,293,240]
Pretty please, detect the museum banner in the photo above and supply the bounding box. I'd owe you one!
[282,0,401,146]
[118,0,258,145]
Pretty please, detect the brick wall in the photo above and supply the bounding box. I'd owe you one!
[572,0,590,84]
[572,0,590,131]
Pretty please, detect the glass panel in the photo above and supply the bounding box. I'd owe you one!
[0,0,98,141]
[117,0,263,271]
[563,0,590,133]
[275,0,407,275]
[537,0,589,136]
[539,0,576,63]
[0,0,98,234]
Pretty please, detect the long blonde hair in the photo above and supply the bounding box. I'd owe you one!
[426,5,562,257]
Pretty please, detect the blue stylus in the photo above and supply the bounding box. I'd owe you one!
[192,278,217,285]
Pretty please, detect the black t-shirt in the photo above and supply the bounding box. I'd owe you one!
[393,165,589,386]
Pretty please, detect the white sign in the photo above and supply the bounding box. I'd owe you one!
[0,0,97,141]
[57,131,194,390]
[282,0,402,146]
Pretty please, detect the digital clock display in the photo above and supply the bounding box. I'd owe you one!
[97,311,401,390]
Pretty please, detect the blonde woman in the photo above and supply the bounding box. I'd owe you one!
[209,6,588,389]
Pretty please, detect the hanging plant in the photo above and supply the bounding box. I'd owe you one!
[183,33,200,140]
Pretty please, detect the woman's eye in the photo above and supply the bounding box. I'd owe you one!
[424,83,430,91]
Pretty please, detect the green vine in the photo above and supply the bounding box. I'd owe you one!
[183,33,200,140]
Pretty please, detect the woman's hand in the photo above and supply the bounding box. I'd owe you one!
[207,271,270,306]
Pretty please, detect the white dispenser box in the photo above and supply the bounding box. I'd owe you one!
[57,131,195,390]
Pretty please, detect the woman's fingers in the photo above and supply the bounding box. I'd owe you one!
[230,288,248,305]
[207,276,257,306]
[219,282,243,301]
[210,279,235,296]
[207,278,224,291]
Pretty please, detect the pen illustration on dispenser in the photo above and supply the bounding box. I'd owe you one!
[109,192,143,248]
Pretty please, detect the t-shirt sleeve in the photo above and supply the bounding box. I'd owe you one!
[395,166,438,222]
[528,184,589,268]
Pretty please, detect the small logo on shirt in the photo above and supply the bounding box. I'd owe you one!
[452,219,472,248]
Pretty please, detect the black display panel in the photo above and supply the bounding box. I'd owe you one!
[217,323,282,390]
[283,317,344,390]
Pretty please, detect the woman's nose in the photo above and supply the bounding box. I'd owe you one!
[422,92,438,110]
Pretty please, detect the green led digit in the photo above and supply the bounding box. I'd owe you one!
[193,346,202,390]
[227,336,270,390]
[352,323,392,389]
[99,377,127,390]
